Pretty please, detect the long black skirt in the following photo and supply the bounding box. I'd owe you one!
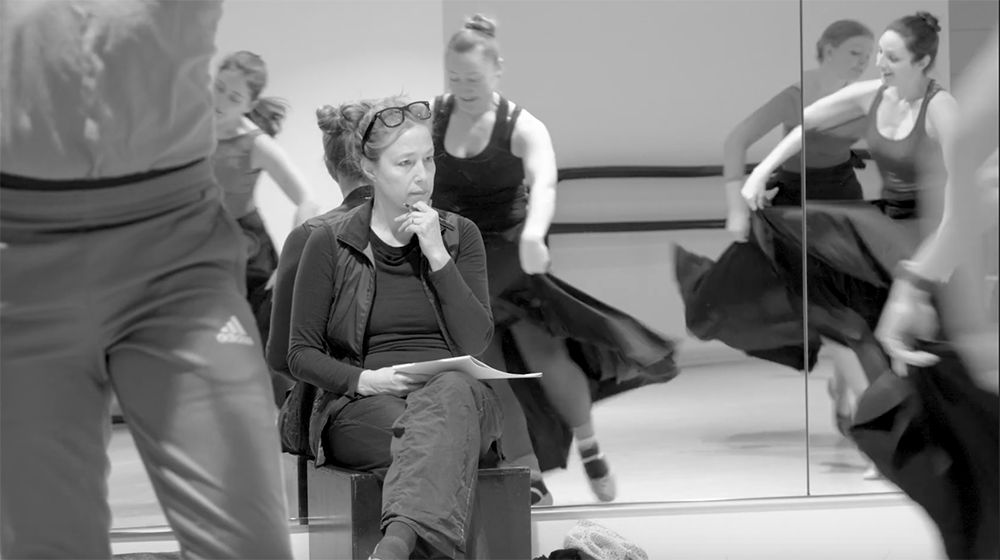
[673,158,864,372]
[236,209,278,345]
[481,224,680,472]
[851,341,999,560]
[753,199,925,383]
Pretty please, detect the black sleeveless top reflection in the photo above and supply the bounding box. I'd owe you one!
[432,95,528,234]
[431,94,680,472]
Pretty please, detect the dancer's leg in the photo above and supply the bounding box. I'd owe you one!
[509,320,616,502]
[479,333,551,505]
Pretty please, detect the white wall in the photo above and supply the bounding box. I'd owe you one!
[442,0,802,168]
[948,0,998,83]
[214,0,445,252]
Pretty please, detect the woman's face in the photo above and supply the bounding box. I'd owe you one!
[825,35,874,81]
[445,49,501,115]
[213,68,254,126]
[368,125,436,211]
[876,30,929,88]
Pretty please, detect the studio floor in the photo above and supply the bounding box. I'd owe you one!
[106,356,896,530]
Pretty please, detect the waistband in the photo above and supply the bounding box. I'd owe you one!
[775,155,863,182]
[0,159,217,227]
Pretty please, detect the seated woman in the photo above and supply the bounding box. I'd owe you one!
[285,96,503,560]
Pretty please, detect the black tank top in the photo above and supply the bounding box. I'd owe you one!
[866,80,946,212]
[431,94,528,234]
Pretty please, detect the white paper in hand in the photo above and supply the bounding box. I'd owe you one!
[393,355,542,380]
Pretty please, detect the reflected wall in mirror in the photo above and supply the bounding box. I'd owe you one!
[791,0,990,499]
[103,0,810,533]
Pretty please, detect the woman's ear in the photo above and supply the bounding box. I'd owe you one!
[360,158,377,182]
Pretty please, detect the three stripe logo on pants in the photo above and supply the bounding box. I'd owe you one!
[216,316,254,346]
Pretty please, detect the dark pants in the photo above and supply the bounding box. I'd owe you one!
[0,160,292,559]
[323,372,504,559]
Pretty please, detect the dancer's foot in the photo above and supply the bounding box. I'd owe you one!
[531,477,554,507]
[578,437,616,502]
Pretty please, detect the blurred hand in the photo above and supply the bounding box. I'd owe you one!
[519,234,551,275]
[875,280,940,375]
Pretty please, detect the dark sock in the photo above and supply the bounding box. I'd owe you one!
[580,443,609,479]
[530,478,551,505]
[372,522,417,560]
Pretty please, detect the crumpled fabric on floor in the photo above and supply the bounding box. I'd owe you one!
[566,519,648,560]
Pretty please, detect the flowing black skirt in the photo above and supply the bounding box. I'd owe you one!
[851,341,999,560]
[236,209,278,344]
[753,199,924,382]
[673,158,864,371]
[481,224,680,471]
[757,193,999,558]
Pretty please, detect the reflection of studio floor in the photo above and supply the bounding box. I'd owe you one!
[107,356,896,529]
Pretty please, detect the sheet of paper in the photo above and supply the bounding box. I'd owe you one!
[393,355,542,380]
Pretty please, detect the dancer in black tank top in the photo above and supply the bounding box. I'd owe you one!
[434,15,679,506]
[743,13,997,558]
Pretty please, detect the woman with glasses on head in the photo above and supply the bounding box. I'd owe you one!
[674,19,875,442]
[431,13,680,506]
[285,96,503,560]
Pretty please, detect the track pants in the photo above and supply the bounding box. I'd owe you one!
[0,160,293,559]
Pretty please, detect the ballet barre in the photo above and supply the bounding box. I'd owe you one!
[549,155,874,235]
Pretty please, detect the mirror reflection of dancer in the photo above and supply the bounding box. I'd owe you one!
[433,15,680,505]
[673,21,876,473]
[266,104,375,409]
[741,14,997,536]
[0,1,292,558]
[212,51,320,361]
[740,12,961,391]
[871,26,999,559]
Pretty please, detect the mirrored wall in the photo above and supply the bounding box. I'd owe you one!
[110,0,996,529]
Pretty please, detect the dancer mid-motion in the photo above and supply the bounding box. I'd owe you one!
[267,103,375,408]
[673,21,876,456]
[1,1,293,558]
[212,51,320,355]
[432,14,680,506]
[872,23,999,560]
[741,14,998,557]
[283,96,503,560]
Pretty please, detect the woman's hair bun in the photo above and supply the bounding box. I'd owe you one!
[316,104,342,134]
[916,11,941,33]
[464,14,497,37]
